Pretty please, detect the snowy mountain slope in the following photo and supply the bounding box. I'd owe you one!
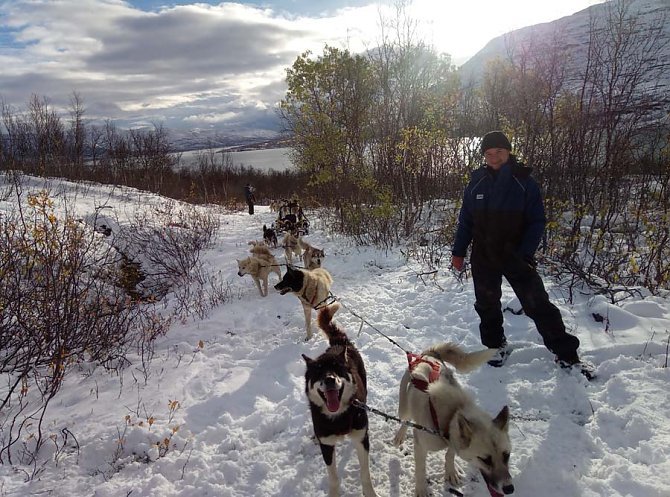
[459,0,670,110]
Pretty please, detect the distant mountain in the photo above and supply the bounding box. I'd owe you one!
[168,128,288,152]
[459,0,670,112]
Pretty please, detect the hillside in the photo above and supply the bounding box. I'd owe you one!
[459,0,670,111]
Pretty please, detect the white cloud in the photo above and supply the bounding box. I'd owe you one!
[183,111,240,123]
[0,1,319,131]
[0,0,605,135]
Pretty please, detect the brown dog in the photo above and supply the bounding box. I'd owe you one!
[281,232,302,265]
[298,238,326,269]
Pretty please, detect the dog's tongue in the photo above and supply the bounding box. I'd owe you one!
[487,484,504,497]
[325,388,340,412]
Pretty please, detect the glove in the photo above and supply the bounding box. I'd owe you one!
[523,254,537,268]
[451,255,465,272]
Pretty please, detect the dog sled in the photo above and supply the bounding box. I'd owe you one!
[273,198,309,235]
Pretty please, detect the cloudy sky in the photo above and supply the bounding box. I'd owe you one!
[0,0,605,138]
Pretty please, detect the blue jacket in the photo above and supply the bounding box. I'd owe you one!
[244,185,254,202]
[452,156,546,266]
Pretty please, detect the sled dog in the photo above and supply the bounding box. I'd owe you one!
[302,303,378,497]
[249,243,276,262]
[274,266,332,340]
[237,249,282,297]
[393,343,514,497]
[298,238,326,270]
[263,224,278,248]
[281,232,302,264]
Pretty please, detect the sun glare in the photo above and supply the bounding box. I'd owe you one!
[408,0,606,62]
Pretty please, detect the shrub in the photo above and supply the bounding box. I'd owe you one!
[114,201,220,300]
[0,184,170,465]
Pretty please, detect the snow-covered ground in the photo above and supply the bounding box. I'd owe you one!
[1,177,669,496]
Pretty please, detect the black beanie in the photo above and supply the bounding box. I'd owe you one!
[480,131,512,154]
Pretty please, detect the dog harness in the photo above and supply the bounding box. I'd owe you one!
[300,288,319,308]
[406,353,446,437]
[301,289,334,310]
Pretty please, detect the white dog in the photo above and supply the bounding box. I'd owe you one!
[393,343,514,497]
[237,245,282,297]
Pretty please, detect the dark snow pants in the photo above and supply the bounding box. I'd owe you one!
[471,252,580,363]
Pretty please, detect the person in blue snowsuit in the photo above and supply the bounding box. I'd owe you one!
[451,131,594,379]
[244,184,255,215]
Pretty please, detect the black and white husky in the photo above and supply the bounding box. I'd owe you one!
[262,224,278,248]
[275,266,333,340]
[302,303,378,497]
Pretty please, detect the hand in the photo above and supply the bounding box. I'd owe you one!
[451,255,465,272]
[523,254,537,268]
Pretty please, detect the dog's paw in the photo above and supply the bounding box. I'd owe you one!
[445,463,465,487]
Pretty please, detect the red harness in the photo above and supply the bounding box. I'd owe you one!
[300,288,330,309]
[301,289,318,307]
[406,352,446,436]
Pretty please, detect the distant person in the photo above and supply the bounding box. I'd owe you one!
[451,130,595,380]
[244,184,255,215]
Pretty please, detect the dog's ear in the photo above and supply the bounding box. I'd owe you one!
[302,353,314,365]
[492,405,510,432]
[454,411,474,448]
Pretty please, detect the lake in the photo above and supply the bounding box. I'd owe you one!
[176,147,294,173]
